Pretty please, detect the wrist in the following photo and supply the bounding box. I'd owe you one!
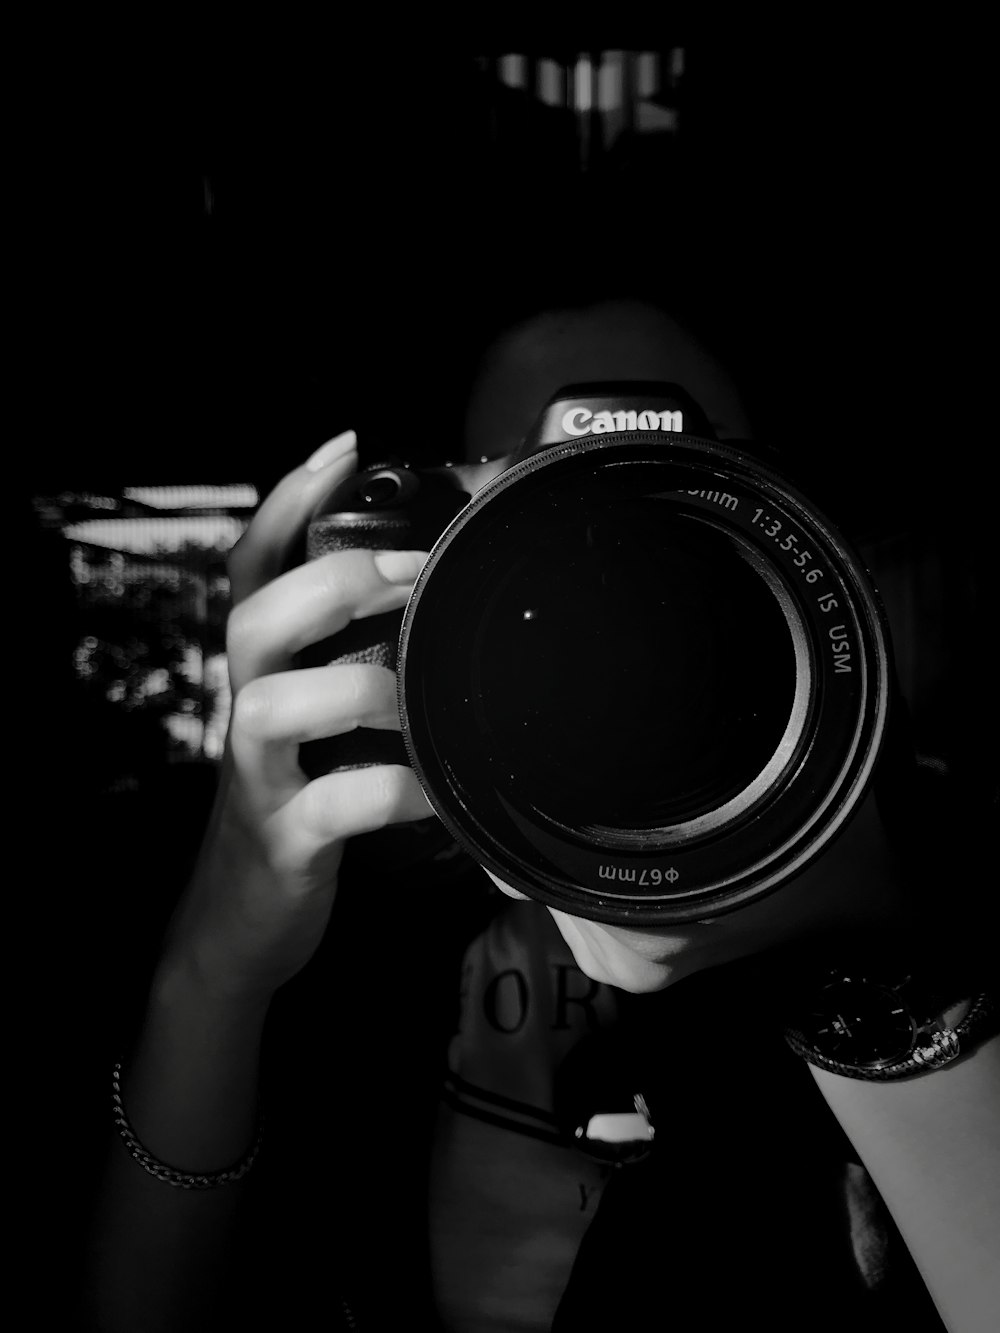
[780,945,998,1082]
[120,957,270,1174]
[153,944,279,1021]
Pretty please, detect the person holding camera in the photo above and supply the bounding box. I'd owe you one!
[86,298,998,1332]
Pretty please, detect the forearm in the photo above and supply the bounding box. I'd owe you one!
[811,1033,1000,1333]
[122,955,269,1166]
[87,957,273,1333]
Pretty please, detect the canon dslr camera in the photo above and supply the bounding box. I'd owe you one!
[303,382,894,927]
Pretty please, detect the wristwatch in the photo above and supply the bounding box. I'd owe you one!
[783,962,998,1081]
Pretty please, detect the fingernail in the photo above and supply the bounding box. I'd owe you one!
[306,429,357,471]
[372,550,428,584]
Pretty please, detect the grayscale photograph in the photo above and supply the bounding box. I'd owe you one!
[22,28,997,1332]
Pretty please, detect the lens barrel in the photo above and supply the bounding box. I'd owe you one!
[399,434,892,925]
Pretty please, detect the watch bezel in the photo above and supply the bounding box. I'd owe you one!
[791,975,921,1070]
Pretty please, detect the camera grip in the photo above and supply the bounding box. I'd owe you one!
[297,515,414,779]
[292,465,473,879]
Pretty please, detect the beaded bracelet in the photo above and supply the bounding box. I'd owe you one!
[112,1062,263,1189]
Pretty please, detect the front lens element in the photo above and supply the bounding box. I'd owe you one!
[468,484,797,833]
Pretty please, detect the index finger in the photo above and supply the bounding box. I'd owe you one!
[228,429,359,603]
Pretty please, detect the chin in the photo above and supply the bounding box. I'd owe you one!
[549,910,705,994]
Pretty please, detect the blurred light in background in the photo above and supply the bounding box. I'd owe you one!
[481,50,683,168]
[36,484,258,778]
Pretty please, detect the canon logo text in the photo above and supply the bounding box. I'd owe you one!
[561,407,684,436]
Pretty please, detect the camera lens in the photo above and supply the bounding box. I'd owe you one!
[469,496,800,834]
[399,435,890,925]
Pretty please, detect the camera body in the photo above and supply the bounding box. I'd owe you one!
[303,383,895,925]
[303,382,715,675]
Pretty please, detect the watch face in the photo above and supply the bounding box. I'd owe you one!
[799,979,917,1067]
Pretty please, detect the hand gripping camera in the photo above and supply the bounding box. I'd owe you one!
[302,383,894,926]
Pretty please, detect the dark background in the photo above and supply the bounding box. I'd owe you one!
[21,34,992,526]
[17,31,994,1314]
